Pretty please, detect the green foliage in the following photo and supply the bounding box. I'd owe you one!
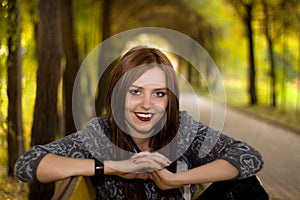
[274,50,297,82]
[0,110,7,166]
[0,0,8,43]
[74,0,101,57]
[225,77,300,132]
[0,0,8,78]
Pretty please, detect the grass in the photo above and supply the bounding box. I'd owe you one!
[224,78,300,134]
[0,165,28,200]
[233,104,300,134]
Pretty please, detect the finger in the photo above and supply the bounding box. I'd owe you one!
[149,170,162,182]
[133,158,165,171]
[148,173,154,179]
[146,155,171,167]
[133,156,169,169]
[132,152,171,165]
[151,152,172,164]
[135,173,149,180]
[131,151,151,159]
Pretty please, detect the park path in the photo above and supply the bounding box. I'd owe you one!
[180,92,300,200]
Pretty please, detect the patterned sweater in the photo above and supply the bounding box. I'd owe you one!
[15,111,263,199]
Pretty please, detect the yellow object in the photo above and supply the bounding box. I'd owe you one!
[52,176,96,200]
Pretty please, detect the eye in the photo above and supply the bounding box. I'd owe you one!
[154,91,166,97]
[129,89,141,95]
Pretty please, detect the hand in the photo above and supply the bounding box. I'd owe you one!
[131,151,171,170]
[105,151,171,180]
[149,168,182,190]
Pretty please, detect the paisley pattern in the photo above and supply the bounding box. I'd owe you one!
[15,111,263,199]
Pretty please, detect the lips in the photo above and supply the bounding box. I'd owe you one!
[135,112,153,121]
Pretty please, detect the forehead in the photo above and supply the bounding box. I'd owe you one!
[132,67,167,87]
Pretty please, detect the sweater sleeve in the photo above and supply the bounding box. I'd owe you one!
[14,118,110,183]
[14,132,91,183]
[184,124,264,179]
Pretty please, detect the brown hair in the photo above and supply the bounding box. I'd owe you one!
[105,46,181,199]
[106,46,179,152]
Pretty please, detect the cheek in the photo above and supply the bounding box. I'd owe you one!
[125,95,130,109]
[125,95,139,111]
[154,97,168,112]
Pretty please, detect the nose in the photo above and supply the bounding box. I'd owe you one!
[141,94,152,110]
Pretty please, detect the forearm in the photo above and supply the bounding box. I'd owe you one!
[103,152,171,179]
[150,159,239,190]
[36,154,94,183]
[175,159,239,186]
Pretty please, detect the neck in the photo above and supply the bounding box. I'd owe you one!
[132,137,151,151]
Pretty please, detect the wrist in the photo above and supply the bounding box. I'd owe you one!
[103,160,117,175]
[172,171,188,188]
[94,159,104,177]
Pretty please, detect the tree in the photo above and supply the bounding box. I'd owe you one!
[61,0,80,135]
[29,0,62,199]
[278,0,300,111]
[111,0,217,86]
[6,0,24,176]
[295,9,300,113]
[261,0,276,107]
[95,0,113,115]
[229,0,257,105]
[259,0,299,109]
[298,30,300,113]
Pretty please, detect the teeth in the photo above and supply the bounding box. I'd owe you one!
[136,113,152,118]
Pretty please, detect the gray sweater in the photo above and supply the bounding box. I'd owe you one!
[15,111,263,199]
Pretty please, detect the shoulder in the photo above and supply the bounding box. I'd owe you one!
[177,111,209,151]
[179,111,208,133]
[77,116,114,160]
[178,110,222,154]
[78,116,112,143]
[83,117,111,135]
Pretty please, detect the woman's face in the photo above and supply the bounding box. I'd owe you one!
[124,67,168,137]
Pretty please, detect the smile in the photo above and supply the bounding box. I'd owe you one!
[135,112,153,121]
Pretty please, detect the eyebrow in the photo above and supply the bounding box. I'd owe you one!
[129,85,168,91]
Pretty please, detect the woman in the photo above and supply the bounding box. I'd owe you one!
[15,46,264,199]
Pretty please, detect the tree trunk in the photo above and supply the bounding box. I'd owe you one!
[245,4,257,105]
[29,0,62,199]
[297,30,300,113]
[61,0,80,135]
[268,37,276,108]
[6,0,24,176]
[262,0,276,107]
[95,0,113,115]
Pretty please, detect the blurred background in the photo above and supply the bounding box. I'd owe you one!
[0,0,299,199]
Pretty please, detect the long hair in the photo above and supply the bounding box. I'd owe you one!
[105,46,181,199]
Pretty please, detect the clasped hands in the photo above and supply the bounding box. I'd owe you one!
[104,151,181,190]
